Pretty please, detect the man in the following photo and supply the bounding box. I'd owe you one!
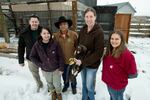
[18,14,43,92]
[53,16,78,94]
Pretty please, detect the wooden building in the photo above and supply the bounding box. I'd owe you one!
[0,0,96,41]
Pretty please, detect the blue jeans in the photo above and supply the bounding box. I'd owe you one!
[81,67,97,100]
[62,64,77,89]
[107,86,125,100]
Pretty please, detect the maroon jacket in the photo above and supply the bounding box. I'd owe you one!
[102,48,137,90]
[30,39,64,72]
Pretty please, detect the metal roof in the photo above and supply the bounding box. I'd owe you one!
[104,2,136,13]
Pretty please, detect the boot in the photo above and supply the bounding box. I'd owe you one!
[62,87,68,93]
[52,91,57,100]
[72,88,77,94]
[57,93,62,100]
[36,82,43,92]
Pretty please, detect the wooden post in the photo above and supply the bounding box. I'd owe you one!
[9,4,18,36]
[0,5,3,36]
[126,14,131,43]
[47,1,52,31]
[72,1,77,31]
[138,21,141,33]
[0,5,10,43]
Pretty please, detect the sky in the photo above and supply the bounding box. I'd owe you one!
[0,35,150,100]
[97,0,150,16]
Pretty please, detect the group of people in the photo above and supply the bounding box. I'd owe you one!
[18,7,138,100]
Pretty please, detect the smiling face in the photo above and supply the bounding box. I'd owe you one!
[40,28,51,43]
[59,22,69,32]
[29,17,39,30]
[84,11,96,27]
[110,33,122,49]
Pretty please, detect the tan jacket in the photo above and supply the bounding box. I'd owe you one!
[53,30,78,64]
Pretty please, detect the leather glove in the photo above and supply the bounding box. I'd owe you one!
[74,58,82,66]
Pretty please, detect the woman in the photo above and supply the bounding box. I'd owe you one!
[30,27,64,100]
[75,7,104,100]
[102,31,138,100]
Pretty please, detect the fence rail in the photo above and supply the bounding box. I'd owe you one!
[130,16,150,35]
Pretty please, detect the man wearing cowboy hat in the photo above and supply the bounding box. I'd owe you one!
[53,16,78,94]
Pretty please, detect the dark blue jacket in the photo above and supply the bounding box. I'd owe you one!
[30,39,64,72]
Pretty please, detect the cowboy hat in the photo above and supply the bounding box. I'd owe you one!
[55,16,72,29]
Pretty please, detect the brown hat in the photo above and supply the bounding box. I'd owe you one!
[55,16,72,29]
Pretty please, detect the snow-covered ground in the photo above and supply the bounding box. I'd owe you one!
[0,36,150,100]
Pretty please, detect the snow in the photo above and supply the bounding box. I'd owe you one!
[0,36,150,100]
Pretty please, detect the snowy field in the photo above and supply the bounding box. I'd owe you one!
[0,36,150,100]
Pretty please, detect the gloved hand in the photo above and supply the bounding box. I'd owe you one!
[19,63,25,67]
[74,58,82,66]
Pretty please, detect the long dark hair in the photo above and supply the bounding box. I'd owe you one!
[105,31,126,58]
[38,27,52,41]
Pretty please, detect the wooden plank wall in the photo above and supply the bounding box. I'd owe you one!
[115,14,131,43]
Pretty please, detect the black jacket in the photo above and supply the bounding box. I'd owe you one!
[18,26,42,64]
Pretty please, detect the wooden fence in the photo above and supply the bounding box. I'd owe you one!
[130,16,150,37]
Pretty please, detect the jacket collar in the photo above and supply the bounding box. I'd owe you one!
[58,30,71,38]
[83,23,100,34]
